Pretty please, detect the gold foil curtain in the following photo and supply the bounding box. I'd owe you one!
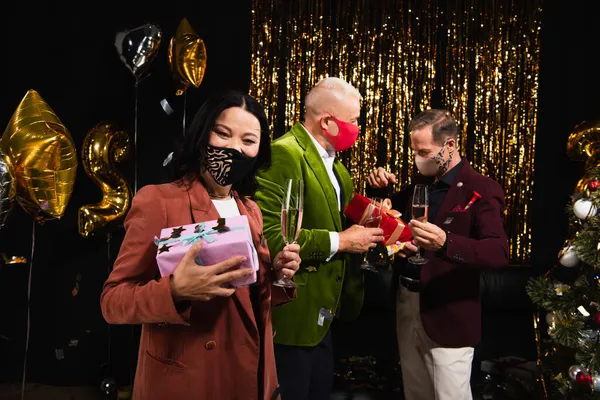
[250,0,542,263]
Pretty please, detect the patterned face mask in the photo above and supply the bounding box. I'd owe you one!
[204,144,257,186]
[414,139,454,176]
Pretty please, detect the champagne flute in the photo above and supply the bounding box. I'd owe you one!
[360,197,384,272]
[275,179,304,288]
[408,184,429,265]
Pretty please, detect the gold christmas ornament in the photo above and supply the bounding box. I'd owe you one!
[567,119,600,194]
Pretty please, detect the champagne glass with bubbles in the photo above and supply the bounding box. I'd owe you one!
[275,179,304,288]
[408,184,429,265]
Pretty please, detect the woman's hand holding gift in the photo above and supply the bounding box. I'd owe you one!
[171,242,254,302]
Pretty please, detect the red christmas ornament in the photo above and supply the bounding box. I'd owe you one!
[577,371,593,385]
[596,313,600,325]
[588,179,600,191]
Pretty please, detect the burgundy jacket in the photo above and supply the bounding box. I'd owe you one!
[389,159,509,348]
[100,180,294,400]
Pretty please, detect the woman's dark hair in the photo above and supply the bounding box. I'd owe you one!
[168,90,271,198]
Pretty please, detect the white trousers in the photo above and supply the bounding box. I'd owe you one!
[396,284,474,400]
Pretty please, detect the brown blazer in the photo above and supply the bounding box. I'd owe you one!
[388,160,509,348]
[100,179,294,400]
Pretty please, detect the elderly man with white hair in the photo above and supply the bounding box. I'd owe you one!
[255,77,385,400]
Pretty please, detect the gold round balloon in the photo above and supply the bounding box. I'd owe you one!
[78,123,131,238]
[0,90,77,222]
[168,18,207,95]
[567,119,600,195]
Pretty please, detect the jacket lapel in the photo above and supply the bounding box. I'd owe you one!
[232,195,262,331]
[334,160,355,229]
[333,160,354,209]
[433,159,472,227]
[187,181,259,337]
[187,179,221,223]
[292,123,342,231]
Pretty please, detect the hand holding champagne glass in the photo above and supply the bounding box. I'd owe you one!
[275,178,304,288]
[360,197,384,272]
[409,184,429,265]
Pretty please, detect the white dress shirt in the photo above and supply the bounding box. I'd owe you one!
[302,124,341,260]
[211,197,241,218]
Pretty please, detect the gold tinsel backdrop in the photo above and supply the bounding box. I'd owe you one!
[250,0,542,263]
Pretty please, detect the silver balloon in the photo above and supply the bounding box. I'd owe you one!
[115,23,162,81]
[0,150,16,229]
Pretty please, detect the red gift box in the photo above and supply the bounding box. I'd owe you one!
[344,194,412,245]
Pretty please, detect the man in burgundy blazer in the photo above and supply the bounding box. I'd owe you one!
[367,110,509,400]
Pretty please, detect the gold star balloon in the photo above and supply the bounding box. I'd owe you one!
[0,90,77,222]
[168,18,207,95]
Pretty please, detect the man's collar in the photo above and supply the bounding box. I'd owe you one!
[300,123,335,159]
[436,157,464,186]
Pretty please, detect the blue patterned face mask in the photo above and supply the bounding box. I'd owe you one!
[204,144,256,186]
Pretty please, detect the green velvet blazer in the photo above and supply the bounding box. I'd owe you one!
[255,123,364,347]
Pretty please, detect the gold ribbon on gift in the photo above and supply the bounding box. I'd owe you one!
[381,198,402,220]
[357,198,398,224]
[357,198,406,245]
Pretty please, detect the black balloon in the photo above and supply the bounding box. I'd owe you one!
[0,150,15,229]
[115,23,162,81]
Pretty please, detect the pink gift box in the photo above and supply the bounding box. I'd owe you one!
[154,215,259,287]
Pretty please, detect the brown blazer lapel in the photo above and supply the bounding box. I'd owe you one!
[187,179,220,223]
[187,181,260,337]
[232,194,262,336]
[235,194,271,296]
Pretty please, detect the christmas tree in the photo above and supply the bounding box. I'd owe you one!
[527,120,600,398]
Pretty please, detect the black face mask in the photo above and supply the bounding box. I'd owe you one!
[204,144,257,186]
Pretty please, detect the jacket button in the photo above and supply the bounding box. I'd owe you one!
[205,340,217,350]
[336,276,342,283]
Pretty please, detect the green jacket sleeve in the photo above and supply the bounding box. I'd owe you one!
[255,144,332,264]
